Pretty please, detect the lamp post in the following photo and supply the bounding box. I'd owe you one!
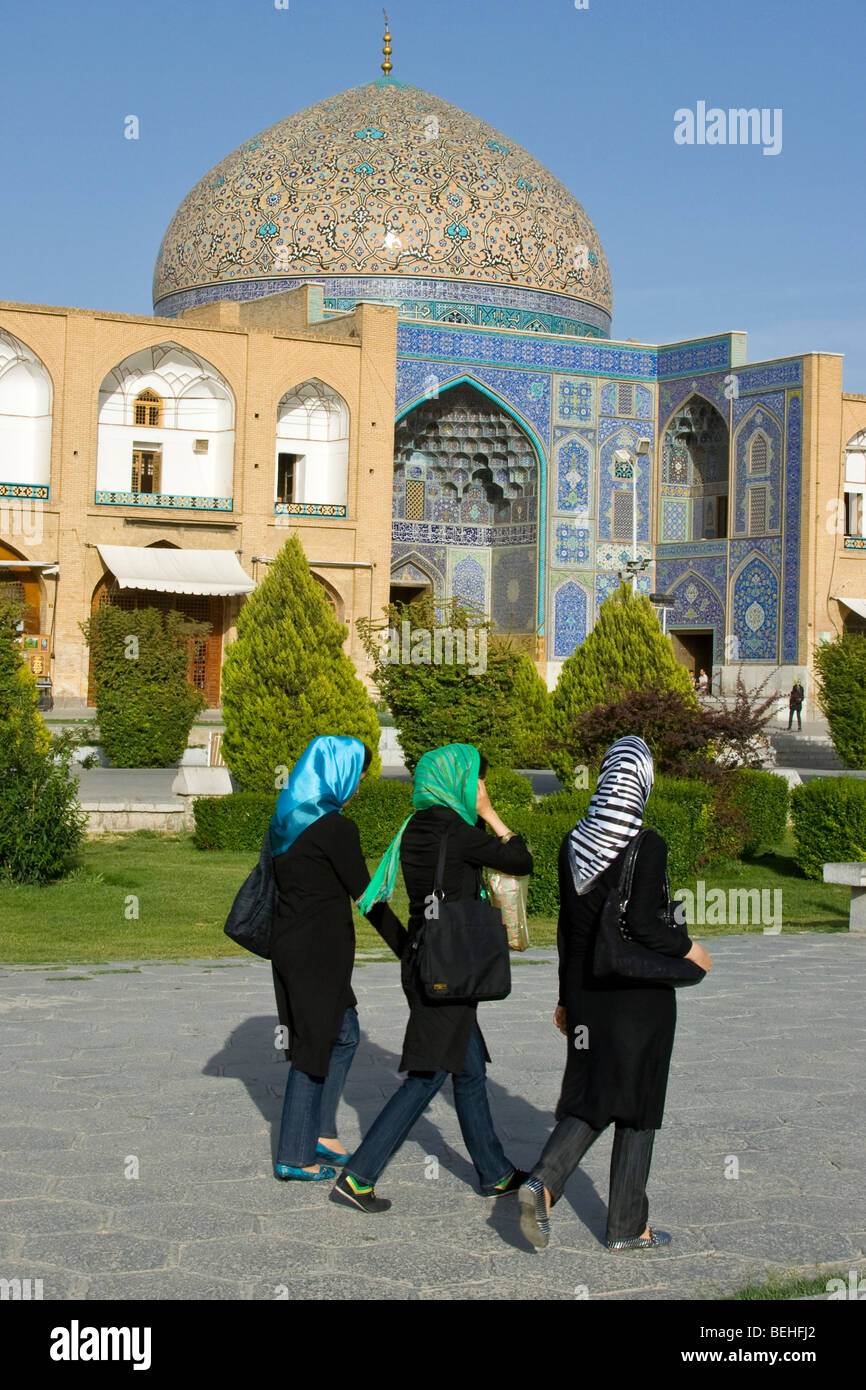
[612,437,652,589]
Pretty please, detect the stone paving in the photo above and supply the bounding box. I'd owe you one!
[0,936,863,1301]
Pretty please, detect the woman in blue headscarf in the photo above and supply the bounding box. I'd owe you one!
[269,735,406,1182]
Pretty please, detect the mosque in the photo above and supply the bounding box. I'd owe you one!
[2,23,865,715]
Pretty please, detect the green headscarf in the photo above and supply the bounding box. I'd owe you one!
[356,743,481,914]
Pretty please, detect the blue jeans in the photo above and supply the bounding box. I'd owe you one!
[276,1007,359,1168]
[346,1024,511,1191]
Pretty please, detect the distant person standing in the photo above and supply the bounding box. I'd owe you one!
[788,680,805,731]
[696,668,709,695]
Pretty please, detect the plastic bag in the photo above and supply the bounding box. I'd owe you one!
[483,869,530,952]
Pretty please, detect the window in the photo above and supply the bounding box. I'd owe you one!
[131,449,162,494]
[405,479,425,519]
[845,489,865,537]
[277,453,299,504]
[612,489,633,540]
[134,390,162,427]
[749,486,767,536]
[750,433,768,473]
[617,383,635,417]
[193,439,209,454]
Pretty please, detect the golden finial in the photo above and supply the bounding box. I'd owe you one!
[381,10,393,75]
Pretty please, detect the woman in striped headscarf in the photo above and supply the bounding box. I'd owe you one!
[519,735,712,1251]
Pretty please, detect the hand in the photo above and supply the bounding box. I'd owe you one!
[476,777,511,839]
[685,941,713,972]
[553,1004,568,1035]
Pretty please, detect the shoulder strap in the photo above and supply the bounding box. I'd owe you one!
[619,828,650,907]
[433,822,452,897]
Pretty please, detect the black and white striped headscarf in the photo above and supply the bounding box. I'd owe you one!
[569,735,654,895]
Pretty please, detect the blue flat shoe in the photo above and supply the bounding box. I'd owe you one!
[316,1142,351,1165]
[274,1162,336,1182]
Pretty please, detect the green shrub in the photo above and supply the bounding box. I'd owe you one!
[645,795,708,886]
[790,778,866,879]
[484,766,534,821]
[0,731,87,884]
[509,808,567,918]
[814,633,866,767]
[358,596,548,773]
[549,582,696,784]
[221,537,381,791]
[192,792,274,851]
[82,606,206,767]
[343,779,414,856]
[727,769,790,857]
[532,787,594,819]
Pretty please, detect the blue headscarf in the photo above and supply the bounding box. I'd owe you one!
[269,735,366,857]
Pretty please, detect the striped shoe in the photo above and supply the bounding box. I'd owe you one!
[606,1228,672,1251]
[518,1177,550,1249]
[331,1172,392,1214]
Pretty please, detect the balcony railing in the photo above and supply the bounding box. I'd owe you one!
[95,491,233,511]
[0,482,49,500]
[274,502,347,518]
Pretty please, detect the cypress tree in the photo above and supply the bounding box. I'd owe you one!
[549,581,696,784]
[220,536,381,791]
[814,632,866,768]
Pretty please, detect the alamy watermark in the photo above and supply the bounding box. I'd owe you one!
[674,103,782,156]
[381,621,487,676]
[674,881,782,934]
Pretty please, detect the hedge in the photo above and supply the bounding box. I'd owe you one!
[727,769,789,857]
[192,792,274,852]
[791,777,866,879]
[192,780,414,858]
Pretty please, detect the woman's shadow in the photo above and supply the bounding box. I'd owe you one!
[204,1017,610,1250]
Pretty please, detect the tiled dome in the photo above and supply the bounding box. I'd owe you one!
[153,78,611,336]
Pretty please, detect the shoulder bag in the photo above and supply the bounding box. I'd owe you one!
[593,829,705,988]
[223,829,278,959]
[413,825,512,1003]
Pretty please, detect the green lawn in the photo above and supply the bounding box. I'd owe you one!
[0,829,850,966]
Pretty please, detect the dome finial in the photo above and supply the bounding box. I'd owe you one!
[381,9,393,75]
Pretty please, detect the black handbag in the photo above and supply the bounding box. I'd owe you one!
[593,829,705,989]
[223,829,278,959]
[412,825,512,1003]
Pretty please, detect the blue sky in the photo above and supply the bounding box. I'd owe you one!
[2,0,861,383]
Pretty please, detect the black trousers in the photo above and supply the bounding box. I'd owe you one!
[532,1116,656,1242]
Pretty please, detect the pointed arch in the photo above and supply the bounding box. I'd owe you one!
[0,329,53,492]
[395,373,547,632]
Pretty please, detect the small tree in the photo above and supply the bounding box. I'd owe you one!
[358,594,548,772]
[549,582,696,784]
[0,587,50,756]
[220,536,381,791]
[814,633,866,768]
[0,591,86,883]
[82,606,208,768]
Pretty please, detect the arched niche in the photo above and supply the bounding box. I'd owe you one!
[660,395,729,540]
[0,329,52,490]
[275,379,349,509]
[96,343,235,501]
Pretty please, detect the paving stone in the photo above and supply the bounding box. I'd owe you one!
[1,936,863,1299]
[21,1233,174,1274]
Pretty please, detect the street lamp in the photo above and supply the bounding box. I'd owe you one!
[612,437,652,588]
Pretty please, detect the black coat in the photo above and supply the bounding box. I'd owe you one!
[270,811,405,1077]
[397,804,533,1074]
[556,828,693,1130]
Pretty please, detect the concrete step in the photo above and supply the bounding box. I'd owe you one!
[769,731,843,770]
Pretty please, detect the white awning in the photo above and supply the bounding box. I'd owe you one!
[834,596,866,622]
[96,545,255,596]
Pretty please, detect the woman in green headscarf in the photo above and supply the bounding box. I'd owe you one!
[333,743,533,1214]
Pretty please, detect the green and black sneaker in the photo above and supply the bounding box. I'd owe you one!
[332,1172,392,1214]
